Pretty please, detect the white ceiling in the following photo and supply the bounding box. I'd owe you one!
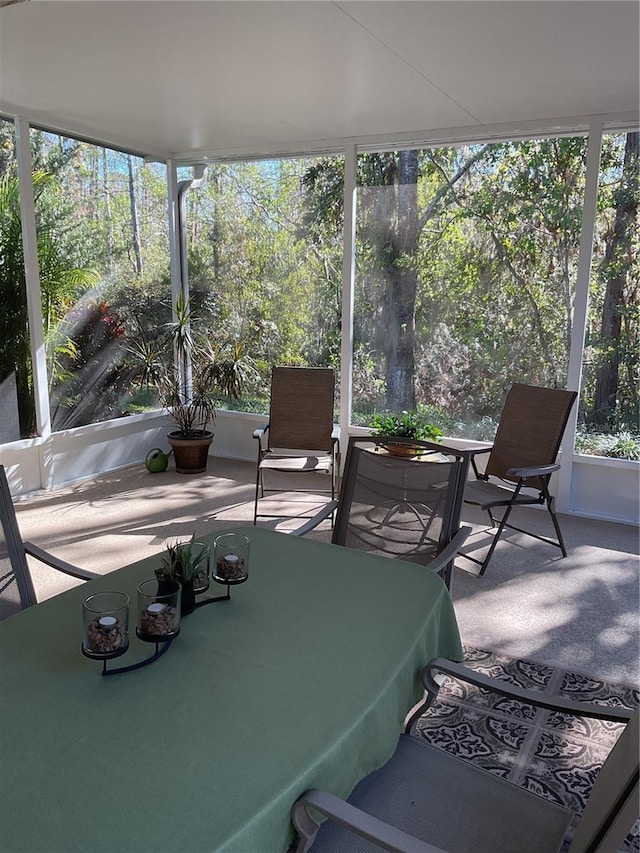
[0,0,638,161]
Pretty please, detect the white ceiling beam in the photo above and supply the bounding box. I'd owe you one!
[170,111,640,165]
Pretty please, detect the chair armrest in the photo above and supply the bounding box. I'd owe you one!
[506,463,560,479]
[429,526,472,575]
[290,501,339,537]
[292,788,444,853]
[23,542,100,581]
[424,658,635,723]
[252,423,269,440]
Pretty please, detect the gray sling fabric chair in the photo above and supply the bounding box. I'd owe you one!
[292,657,639,853]
[253,366,339,524]
[294,436,472,589]
[0,465,98,620]
[462,383,578,576]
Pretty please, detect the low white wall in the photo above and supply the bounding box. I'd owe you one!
[570,454,639,524]
[1,410,638,526]
[212,409,266,462]
[0,437,44,495]
[0,409,265,498]
[1,411,170,498]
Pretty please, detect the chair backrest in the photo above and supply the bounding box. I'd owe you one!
[333,436,467,567]
[0,465,37,620]
[569,709,639,852]
[486,383,578,489]
[267,366,335,453]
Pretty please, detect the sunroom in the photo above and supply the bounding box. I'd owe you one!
[0,0,638,527]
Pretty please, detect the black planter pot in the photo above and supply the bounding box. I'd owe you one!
[155,577,195,616]
[179,578,196,616]
[156,579,177,597]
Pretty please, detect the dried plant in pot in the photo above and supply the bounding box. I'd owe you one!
[131,294,259,474]
[161,368,217,474]
[369,410,442,457]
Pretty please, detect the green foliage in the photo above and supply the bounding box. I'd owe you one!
[48,296,135,431]
[199,339,260,401]
[0,167,101,435]
[157,535,208,583]
[369,410,442,442]
[136,296,258,437]
[1,124,637,464]
[575,429,640,460]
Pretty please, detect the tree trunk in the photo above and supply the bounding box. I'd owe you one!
[591,132,639,426]
[103,148,114,275]
[383,150,420,410]
[385,262,418,409]
[127,154,142,276]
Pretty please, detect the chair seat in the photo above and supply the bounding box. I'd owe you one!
[260,454,332,473]
[464,478,540,509]
[309,734,573,853]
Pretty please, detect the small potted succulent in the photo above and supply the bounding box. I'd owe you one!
[156,534,210,615]
[369,410,442,457]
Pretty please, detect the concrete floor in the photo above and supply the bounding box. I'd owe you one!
[13,455,640,686]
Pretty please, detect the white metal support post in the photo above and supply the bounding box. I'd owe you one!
[166,158,189,393]
[166,161,206,395]
[167,159,182,323]
[556,122,604,512]
[15,117,53,488]
[339,145,357,465]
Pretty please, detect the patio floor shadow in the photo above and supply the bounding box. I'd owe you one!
[13,456,639,686]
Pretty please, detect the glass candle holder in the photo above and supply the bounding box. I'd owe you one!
[192,541,210,594]
[83,591,130,658]
[137,579,181,642]
[213,533,249,583]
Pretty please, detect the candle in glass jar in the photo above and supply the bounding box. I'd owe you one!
[99,616,117,628]
[147,602,166,615]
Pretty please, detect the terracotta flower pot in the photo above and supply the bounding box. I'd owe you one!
[167,431,214,474]
[384,442,421,458]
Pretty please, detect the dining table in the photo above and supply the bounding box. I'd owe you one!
[0,525,463,853]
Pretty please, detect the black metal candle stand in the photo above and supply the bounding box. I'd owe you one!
[195,573,248,608]
[82,632,177,676]
[83,573,247,675]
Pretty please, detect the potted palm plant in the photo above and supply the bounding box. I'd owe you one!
[369,410,442,457]
[141,294,258,474]
[161,367,217,473]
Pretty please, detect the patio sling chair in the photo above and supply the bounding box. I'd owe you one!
[294,436,472,590]
[253,366,339,524]
[0,465,98,620]
[292,657,639,853]
[461,382,578,576]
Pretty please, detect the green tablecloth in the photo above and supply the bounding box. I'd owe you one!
[0,526,462,853]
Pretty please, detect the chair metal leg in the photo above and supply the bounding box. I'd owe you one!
[253,465,262,525]
[478,499,516,576]
[477,481,525,576]
[542,485,568,557]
